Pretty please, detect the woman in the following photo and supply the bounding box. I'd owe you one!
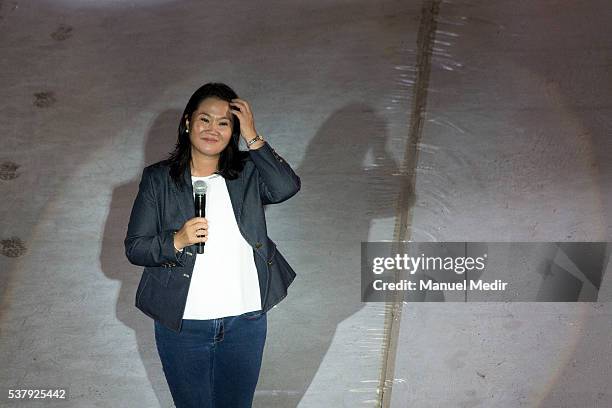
[124,82,300,407]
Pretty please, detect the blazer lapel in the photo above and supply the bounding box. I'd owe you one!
[225,175,244,223]
[171,163,244,223]
[173,165,195,222]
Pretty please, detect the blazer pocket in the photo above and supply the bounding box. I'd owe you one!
[144,266,172,287]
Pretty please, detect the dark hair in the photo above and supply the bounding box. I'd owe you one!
[167,82,246,189]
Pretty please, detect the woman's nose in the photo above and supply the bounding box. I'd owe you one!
[202,121,217,131]
[204,120,219,130]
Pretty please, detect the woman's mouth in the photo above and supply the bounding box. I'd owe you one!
[201,136,219,143]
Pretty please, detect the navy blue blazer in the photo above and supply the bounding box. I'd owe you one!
[124,142,300,332]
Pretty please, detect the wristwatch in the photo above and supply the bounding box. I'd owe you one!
[247,134,263,147]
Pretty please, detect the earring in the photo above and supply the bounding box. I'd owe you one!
[186,121,189,133]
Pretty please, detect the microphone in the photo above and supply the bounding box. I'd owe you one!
[193,180,207,254]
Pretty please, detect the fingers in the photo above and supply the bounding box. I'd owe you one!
[184,217,209,243]
[229,98,251,115]
[192,227,207,243]
[230,98,249,108]
[187,217,207,228]
[193,221,208,238]
[194,229,208,242]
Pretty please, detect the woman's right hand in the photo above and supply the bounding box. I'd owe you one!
[173,217,208,250]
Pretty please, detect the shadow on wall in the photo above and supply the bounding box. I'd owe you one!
[100,109,182,408]
[254,102,408,407]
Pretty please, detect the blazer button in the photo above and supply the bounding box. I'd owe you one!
[183,273,190,278]
[267,260,273,265]
[255,242,262,249]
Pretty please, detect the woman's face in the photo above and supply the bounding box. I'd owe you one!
[188,97,234,160]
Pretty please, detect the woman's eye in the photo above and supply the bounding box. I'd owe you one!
[200,117,209,122]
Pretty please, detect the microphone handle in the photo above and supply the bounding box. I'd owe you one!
[195,193,206,254]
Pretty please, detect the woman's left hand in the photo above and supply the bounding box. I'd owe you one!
[229,98,258,142]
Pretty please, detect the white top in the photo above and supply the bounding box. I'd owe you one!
[182,174,262,320]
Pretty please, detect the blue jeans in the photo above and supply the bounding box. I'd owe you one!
[154,311,267,408]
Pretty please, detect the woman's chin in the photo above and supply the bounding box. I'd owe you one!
[194,146,224,158]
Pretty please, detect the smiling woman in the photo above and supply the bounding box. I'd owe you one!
[168,84,248,185]
[186,97,235,175]
[124,82,301,407]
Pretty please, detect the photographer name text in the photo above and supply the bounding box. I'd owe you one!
[372,279,508,291]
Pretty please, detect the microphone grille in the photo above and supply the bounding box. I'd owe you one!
[193,180,207,194]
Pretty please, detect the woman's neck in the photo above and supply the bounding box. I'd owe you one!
[190,156,219,177]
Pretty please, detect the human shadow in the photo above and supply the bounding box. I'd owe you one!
[254,102,409,407]
[100,109,182,408]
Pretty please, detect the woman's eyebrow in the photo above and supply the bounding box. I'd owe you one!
[198,112,231,120]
